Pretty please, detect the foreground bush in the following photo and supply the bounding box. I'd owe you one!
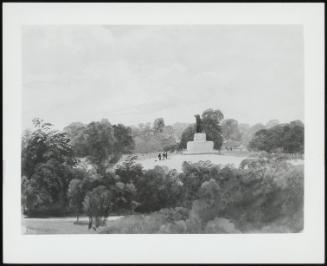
[100,156,304,233]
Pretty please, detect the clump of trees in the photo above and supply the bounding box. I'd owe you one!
[64,119,134,174]
[100,156,304,233]
[22,118,77,216]
[179,108,224,150]
[22,118,135,218]
[248,120,304,154]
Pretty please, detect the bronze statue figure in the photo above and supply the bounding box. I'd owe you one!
[194,114,202,133]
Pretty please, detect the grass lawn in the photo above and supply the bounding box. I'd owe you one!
[133,153,248,172]
[22,216,123,234]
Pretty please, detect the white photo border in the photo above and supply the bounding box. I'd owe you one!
[3,3,325,263]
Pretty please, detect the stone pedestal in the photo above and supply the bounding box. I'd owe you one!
[183,133,216,154]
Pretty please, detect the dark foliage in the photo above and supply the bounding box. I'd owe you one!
[248,121,304,153]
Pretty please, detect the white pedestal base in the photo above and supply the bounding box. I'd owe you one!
[183,133,217,154]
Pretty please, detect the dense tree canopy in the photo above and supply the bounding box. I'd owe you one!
[64,119,135,173]
[22,118,77,216]
[248,121,304,153]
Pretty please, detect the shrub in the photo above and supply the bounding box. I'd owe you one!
[134,166,184,212]
[100,156,303,233]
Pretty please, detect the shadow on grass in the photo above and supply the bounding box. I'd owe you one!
[73,221,89,226]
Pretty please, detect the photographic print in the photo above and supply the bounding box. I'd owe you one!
[21,25,305,235]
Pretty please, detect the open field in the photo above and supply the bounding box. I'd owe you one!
[134,153,248,171]
[121,152,303,172]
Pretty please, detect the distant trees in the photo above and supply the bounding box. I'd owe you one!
[153,118,165,133]
[171,122,191,141]
[132,118,178,153]
[221,119,242,141]
[248,121,304,153]
[265,119,280,129]
[179,108,224,150]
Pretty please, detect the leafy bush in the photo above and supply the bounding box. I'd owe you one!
[100,155,304,233]
[134,166,184,212]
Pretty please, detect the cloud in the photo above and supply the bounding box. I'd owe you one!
[22,25,304,130]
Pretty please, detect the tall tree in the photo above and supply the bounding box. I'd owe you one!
[67,179,84,223]
[21,118,76,216]
[201,108,224,150]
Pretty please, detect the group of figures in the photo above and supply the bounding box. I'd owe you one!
[158,152,168,161]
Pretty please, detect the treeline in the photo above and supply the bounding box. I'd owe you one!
[21,114,304,219]
[22,120,304,233]
[248,120,304,153]
[130,118,179,153]
[129,112,304,154]
[62,109,304,155]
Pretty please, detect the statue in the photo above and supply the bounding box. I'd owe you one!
[194,114,203,133]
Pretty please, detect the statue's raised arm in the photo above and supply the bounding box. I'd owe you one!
[194,114,202,133]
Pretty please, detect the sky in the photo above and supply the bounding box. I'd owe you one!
[22,25,304,130]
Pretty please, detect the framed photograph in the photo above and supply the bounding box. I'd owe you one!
[3,2,325,264]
